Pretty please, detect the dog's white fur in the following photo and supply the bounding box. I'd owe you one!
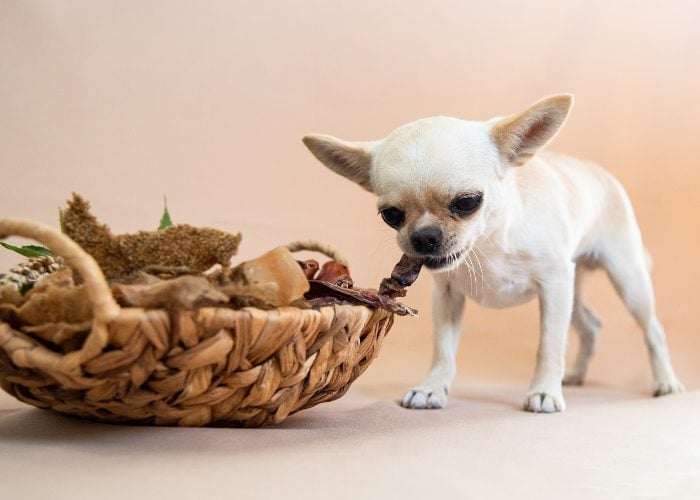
[303,95,683,412]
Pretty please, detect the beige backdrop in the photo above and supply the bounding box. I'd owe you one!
[1,0,699,395]
[2,2,700,498]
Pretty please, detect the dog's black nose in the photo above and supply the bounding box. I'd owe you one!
[411,226,443,255]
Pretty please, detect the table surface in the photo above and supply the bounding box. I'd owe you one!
[1,378,698,500]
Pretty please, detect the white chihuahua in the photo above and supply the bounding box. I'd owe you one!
[303,95,683,413]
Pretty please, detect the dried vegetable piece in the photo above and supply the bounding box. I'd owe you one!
[306,280,417,317]
[378,254,423,298]
[113,275,229,310]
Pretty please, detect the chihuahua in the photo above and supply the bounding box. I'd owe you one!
[302,95,683,412]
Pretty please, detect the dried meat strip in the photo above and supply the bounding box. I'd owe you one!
[378,254,423,298]
[306,280,418,317]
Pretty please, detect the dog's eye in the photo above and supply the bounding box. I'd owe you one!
[380,207,405,229]
[450,194,483,216]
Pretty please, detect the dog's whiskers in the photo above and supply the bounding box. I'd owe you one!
[462,249,475,296]
[465,250,479,298]
[472,243,491,291]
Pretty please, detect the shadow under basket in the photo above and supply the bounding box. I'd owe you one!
[0,219,394,427]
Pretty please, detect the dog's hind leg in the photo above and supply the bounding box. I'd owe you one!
[563,266,602,386]
[601,228,684,396]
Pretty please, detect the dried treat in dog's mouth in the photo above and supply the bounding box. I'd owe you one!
[378,254,423,298]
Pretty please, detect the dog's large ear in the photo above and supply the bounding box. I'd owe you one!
[489,94,573,166]
[302,134,375,192]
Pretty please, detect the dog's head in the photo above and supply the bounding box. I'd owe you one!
[303,95,573,272]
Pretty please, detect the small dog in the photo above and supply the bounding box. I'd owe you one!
[302,95,684,412]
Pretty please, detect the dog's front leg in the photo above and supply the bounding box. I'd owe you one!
[401,277,465,409]
[524,265,575,413]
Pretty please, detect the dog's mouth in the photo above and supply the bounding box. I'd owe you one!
[423,249,465,270]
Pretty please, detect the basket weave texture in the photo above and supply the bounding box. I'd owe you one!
[0,219,394,427]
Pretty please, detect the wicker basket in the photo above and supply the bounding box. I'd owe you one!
[0,219,394,427]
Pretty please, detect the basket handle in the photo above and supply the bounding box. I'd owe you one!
[0,218,120,322]
[285,240,349,267]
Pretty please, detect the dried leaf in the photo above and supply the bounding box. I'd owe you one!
[23,321,92,346]
[113,276,229,310]
[220,282,282,309]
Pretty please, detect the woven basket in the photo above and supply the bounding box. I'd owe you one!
[0,219,394,427]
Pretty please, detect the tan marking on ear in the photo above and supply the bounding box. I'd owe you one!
[490,94,573,166]
[302,134,374,192]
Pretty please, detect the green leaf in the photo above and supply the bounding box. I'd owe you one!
[19,283,33,296]
[1,242,53,258]
[158,196,173,230]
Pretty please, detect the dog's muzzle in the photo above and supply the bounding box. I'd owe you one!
[423,249,465,270]
[410,226,444,255]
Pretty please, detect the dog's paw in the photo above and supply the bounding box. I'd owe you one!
[400,385,448,409]
[653,379,685,397]
[523,390,566,413]
[562,369,585,386]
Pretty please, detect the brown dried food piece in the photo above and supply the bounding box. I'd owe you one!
[12,270,92,325]
[315,261,351,283]
[378,254,423,298]
[60,194,241,281]
[222,247,310,309]
[0,284,23,306]
[297,259,319,280]
[113,276,229,310]
[306,280,417,317]
[23,321,92,347]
